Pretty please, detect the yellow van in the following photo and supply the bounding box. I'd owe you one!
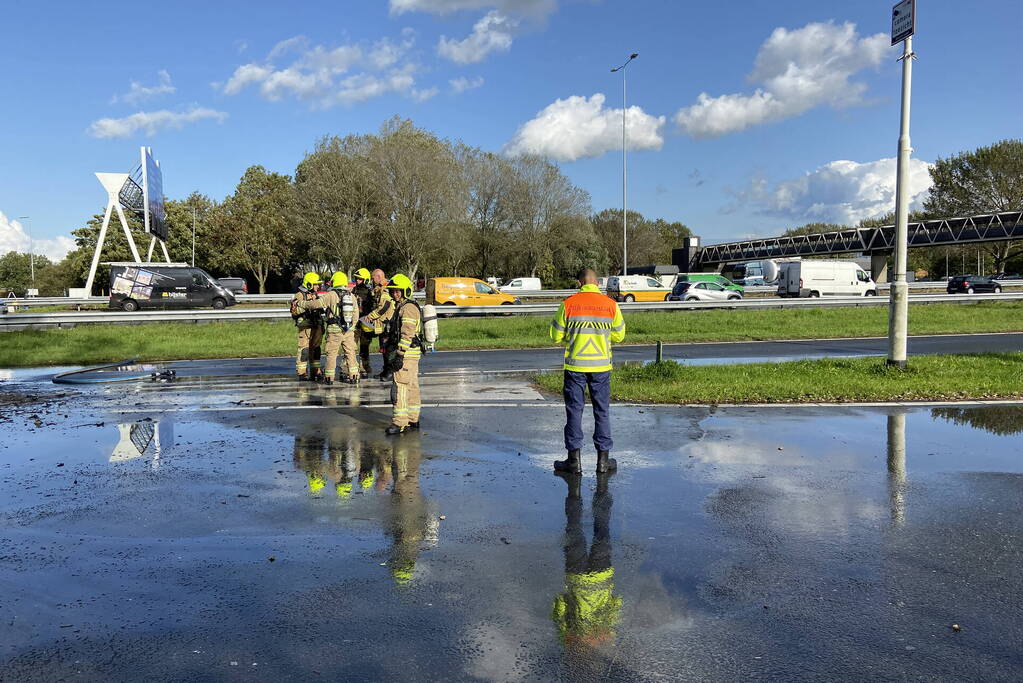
[426,277,519,306]
[606,275,672,302]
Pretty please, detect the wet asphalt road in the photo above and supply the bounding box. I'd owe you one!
[1,357,1023,680]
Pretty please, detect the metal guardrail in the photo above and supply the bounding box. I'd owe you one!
[3,292,1023,331]
[8,281,1022,309]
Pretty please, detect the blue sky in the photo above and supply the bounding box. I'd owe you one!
[2,0,1020,260]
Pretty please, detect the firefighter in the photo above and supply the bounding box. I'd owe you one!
[549,268,626,474]
[291,272,325,381]
[552,472,621,664]
[351,268,374,377]
[359,269,395,381]
[293,272,359,385]
[382,274,423,435]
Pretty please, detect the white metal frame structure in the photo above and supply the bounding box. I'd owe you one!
[82,149,172,298]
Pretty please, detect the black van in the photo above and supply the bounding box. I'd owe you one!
[107,263,238,311]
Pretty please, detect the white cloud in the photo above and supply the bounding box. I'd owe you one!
[390,0,556,18]
[220,34,429,108]
[740,157,934,224]
[675,21,889,138]
[0,212,76,261]
[438,10,517,64]
[505,93,665,162]
[450,76,484,93]
[111,70,176,105]
[87,107,228,138]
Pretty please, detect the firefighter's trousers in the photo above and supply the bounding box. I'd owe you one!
[323,329,360,380]
[295,326,323,376]
[390,356,421,427]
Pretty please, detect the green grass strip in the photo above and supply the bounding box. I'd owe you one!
[534,354,1023,404]
[0,301,1020,368]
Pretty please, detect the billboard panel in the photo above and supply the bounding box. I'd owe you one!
[140,147,168,241]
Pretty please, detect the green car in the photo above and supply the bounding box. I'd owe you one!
[676,273,745,294]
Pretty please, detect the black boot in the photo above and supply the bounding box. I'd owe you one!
[359,370,369,379]
[324,377,334,386]
[297,373,310,381]
[385,424,407,436]
[408,421,420,430]
[596,449,617,474]
[554,449,582,474]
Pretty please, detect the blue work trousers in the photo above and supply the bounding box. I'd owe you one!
[563,370,613,452]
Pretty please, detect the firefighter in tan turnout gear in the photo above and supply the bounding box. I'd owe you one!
[291,272,324,381]
[294,271,360,385]
[383,274,423,435]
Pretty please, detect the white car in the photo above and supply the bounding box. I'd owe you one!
[667,281,743,302]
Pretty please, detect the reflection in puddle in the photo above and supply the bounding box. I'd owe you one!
[110,419,173,464]
[290,427,438,587]
[931,405,1023,435]
[553,473,620,674]
[887,413,907,525]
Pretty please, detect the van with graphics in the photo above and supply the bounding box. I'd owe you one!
[605,275,671,302]
[426,277,519,307]
[107,262,237,311]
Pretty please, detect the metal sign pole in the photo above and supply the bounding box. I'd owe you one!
[888,2,915,369]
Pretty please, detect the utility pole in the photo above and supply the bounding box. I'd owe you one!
[611,53,638,277]
[192,205,197,267]
[888,0,916,369]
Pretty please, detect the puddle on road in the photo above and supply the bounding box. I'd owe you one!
[1,401,1022,680]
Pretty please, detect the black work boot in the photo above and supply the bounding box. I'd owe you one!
[297,373,310,382]
[324,377,334,386]
[385,424,407,436]
[360,370,369,379]
[408,421,420,430]
[554,449,582,474]
[596,449,617,474]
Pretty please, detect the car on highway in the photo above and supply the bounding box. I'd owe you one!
[947,275,1003,294]
[667,281,743,302]
[675,273,745,294]
[217,276,249,295]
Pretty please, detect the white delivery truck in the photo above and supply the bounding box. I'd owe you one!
[499,277,542,292]
[777,260,878,298]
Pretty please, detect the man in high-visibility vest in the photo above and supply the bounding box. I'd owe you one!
[382,274,423,435]
[549,268,626,474]
[293,271,359,385]
[291,272,325,381]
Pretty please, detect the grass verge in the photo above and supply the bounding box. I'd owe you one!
[533,354,1023,404]
[0,301,1020,367]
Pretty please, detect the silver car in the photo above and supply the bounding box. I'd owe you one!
[667,281,743,302]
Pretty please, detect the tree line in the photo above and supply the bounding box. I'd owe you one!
[11,116,689,296]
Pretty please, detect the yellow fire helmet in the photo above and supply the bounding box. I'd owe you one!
[388,273,413,297]
[302,272,322,289]
[354,267,371,281]
[331,271,349,288]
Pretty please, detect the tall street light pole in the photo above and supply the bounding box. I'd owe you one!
[17,215,34,287]
[611,52,638,277]
[192,205,197,267]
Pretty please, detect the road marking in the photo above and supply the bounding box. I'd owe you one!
[111,398,1023,415]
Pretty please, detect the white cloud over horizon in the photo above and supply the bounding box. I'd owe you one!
[111,70,176,105]
[220,33,433,107]
[675,21,889,138]
[505,93,665,161]
[450,75,485,93]
[0,212,76,261]
[738,157,934,225]
[438,10,517,64]
[88,107,228,138]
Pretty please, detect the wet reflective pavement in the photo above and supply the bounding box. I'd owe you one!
[1,368,1022,681]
